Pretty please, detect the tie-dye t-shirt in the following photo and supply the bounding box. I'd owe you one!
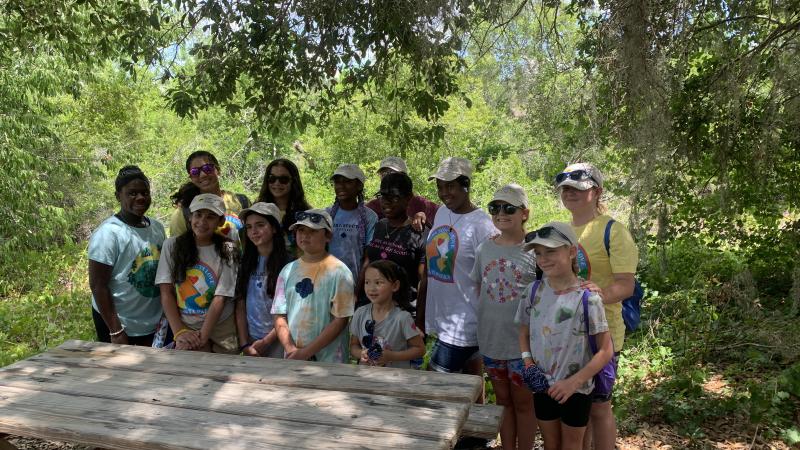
[89,215,166,336]
[154,238,237,328]
[168,190,247,242]
[514,281,608,395]
[271,254,355,363]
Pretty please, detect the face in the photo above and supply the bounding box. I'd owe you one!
[363,267,399,304]
[436,179,469,212]
[245,214,275,248]
[188,156,220,193]
[489,201,528,232]
[560,185,600,213]
[267,164,292,201]
[295,225,330,255]
[116,179,151,218]
[380,192,411,220]
[332,176,362,202]
[533,244,577,278]
[190,209,225,241]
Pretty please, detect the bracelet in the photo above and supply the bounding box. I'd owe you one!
[239,343,252,352]
[521,351,533,360]
[173,328,191,340]
[109,325,126,337]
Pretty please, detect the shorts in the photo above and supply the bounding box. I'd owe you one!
[534,392,592,428]
[482,356,525,387]
[591,351,620,403]
[187,313,239,354]
[429,339,480,373]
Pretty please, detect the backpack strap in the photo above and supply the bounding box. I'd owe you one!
[581,289,599,354]
[603,219,615,257]
[528,280,542,309]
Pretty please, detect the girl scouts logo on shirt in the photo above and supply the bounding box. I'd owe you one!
[127,244,161,298]
[295,278,314,298]
[176,263,217,313]
[426,225,458,283]
[576,244,591,280]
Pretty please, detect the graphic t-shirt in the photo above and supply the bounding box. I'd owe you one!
[349,304,422,369]
[154,238,237,328]
[364,220,429,298]
[514,281,609,395]
[366,194,439,227]
[89,216,166,336]
[271,254,355,363]
[572,215,638,352]
[168,190,247,242]
[425,207,497,346]
[245,255,276,340]
[327,205,378,280]
[470,239,537,360]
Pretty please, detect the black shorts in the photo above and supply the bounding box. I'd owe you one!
[533,392,592,428]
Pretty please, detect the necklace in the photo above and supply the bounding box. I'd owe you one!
[448,209,469,232]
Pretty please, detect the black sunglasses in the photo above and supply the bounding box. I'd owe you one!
[554,169,598,186]
[526,226,573,244]
[268,175,291,185]
[295,211,329,227]
[362,319,376,348]
[487,202,522,215]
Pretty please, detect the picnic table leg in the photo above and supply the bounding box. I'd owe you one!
[0,434,19,450]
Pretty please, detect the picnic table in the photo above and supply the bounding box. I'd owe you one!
[0,340,492,449]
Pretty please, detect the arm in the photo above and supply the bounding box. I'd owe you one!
[289,316,349,360]
[519,325,533,365]
[159,283,201,350]
[377,334,425,366]
[580,273,635,304]
[274,314,297,356]
[89,260,127,345]
[349,334,367,364]
[411,212,426,232]
[416,259,428,333]
[251,329,278,356]
[199,296,227,347]
[548,331,613,404]
[234,298,259,355]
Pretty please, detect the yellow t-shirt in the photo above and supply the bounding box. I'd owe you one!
[168,191,247,240]
[572,215,638,352]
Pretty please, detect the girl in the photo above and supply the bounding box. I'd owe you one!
[235,202,291,357]
[327,163,378,281]
[471,184,537,450]
[555,163,638,450]
[271,209,355,363]
[168,150,250,240]
[88,166,166,346]
[349,260,425,369]
[516,221,613,450]
[155,193,240,353]
[255,159,312,255]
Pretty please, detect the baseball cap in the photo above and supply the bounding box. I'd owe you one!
[189,193,226,216]
[240,202,282,225]
[331,164,366,183]
[378,157,408,174]
[428,157,473,181]
[555,163,604,190]
[288,208,333,232]
[491,183,529,208]
[523,221,578,250]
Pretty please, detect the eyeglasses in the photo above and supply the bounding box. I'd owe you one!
[188,163,216,178]
[376,190,404,203]
[554,170,598,186]
[526,226,573,244]
[487,202,522,215]
[268,175,292,185]
[295,211,329,227]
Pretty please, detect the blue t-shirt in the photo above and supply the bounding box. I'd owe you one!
[327,205,378,279]
[88,215,166,336]
[246,255,276,340]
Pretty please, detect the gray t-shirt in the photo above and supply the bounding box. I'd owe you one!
[514,280,609,395]
[471,239,537,360]
[349,304,422,369]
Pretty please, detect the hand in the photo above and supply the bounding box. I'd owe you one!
[359,348,370,364]
[548,378,580,404]
[372,351,391,367]
[411,212,427,232]
[110,332,129,345]
[580,280,603,296]
[175,330,202,350]
[243,345,260,357]
[288,347,311,361]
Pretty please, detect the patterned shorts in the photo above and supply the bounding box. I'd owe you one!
[483,356,525,387]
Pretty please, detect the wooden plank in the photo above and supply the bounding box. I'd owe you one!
[0,359,466,443]
[33,340,481,403]
[461,404,504,440]
[0,385,449,450]
[0,435,18,450]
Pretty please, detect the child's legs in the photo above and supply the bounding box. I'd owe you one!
[209,313,240,354]
[586,399,616,450]
[508,359,536,450]
[558,393,592,450]
[484,357,515,450]
[534,393,562,450]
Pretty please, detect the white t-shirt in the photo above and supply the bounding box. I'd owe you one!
[424,206,497,346]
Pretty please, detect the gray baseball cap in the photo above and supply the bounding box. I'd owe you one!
[189,193,226,216]
[240,202,282,225]
[331,164,366,183]
[491,183,529,208]
[428,157,473,181]
[288,208,333,232]
[378,157,408,174]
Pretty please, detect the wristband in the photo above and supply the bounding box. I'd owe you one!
[173,328,191,340]
[521,351,533,360]
[239,343,252,352]
[109,325,126,337]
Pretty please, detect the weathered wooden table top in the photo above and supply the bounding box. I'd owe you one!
[0,340,482,449]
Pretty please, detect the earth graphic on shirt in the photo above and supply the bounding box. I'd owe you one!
[127,244,161,298]
[426,225,457,283]
[576,244,591,280]
[176,263,217,313]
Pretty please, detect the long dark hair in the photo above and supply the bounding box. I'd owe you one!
[170,151,221,207]
[256,159,311,230]
[236,213,290,299]
[364,260,413,313]
[171,220,239,284]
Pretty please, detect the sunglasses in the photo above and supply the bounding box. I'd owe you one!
[487,202,522,215]
[268,175,292,185]
[188,163,216,178]
[295,211,329,227]
[362,319,376,348]
[554,169,598,186]
[526,226,573,244]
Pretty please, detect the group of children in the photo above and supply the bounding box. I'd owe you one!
[90,155,637,450]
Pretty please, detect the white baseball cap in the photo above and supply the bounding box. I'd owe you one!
[378,157,408,174]
[288,208,333,232]
[189,193,226,216]
[523,221,578,250]
[331,164,366,183]
[555,163,604,190]
[491,183,529,208]
[240,202,282,225]
[428,157,473,181]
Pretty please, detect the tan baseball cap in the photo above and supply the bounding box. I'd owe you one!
[240,202,282,225]
[491,183,529,208]
[189,193,226,216]
[331,164,366,183]
[288,208,333,232]
[378,157,408,174]
[555,163,604,190]
[428,157,473,181]
[523,221,578,250]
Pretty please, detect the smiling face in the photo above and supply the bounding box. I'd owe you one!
[267,163,292,202]
[363,267,399,306]
[436,178,469,213]
[489,201,528,233]
[560,185,601,215]
[190,209,225,244]
[532,243,577,278]
[295,225,330,256]
[245,214,275,249]
[331,175,362,203]
[188,156,221,193]
[116,178,151,219]
[380,192,411,220]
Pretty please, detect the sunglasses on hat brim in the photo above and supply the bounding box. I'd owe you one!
[554,169,598,186]
[525,226,573,245]
[294,211,330,228]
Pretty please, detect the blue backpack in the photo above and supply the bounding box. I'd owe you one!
[604,220,644,332]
